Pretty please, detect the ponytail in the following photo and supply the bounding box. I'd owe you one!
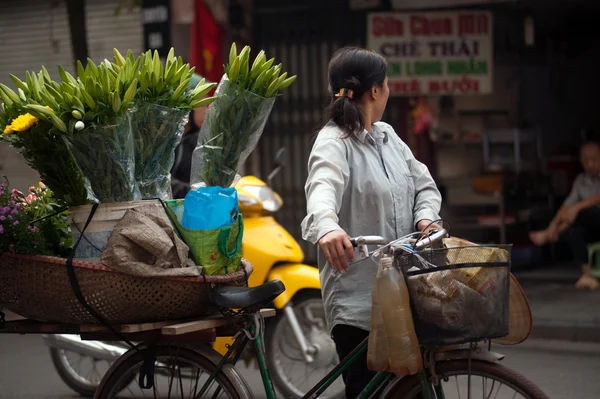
[323,47,387,139]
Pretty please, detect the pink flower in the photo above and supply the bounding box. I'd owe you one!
[13,220,19,226]
[0,225,4,234]
[25,194,37,204]
[0,215,5,221]
[11,189,24,197]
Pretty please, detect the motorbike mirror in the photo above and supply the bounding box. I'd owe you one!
[274,147,286,169]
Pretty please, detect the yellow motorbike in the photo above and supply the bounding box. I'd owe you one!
[215,149,344,398]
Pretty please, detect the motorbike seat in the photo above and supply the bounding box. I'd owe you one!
[211,280,285,310]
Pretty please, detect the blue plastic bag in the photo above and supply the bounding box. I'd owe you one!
[182,187,238,230]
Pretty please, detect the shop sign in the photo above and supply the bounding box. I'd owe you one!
[367,11,493,96]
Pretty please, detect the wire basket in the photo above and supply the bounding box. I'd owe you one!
[394,245,511,345]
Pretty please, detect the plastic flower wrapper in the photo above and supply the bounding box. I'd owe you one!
[63,119,140,203]
[127,49,217,199]
[190,44,296,188]
[129,103,189,199]
[190,75,275,188]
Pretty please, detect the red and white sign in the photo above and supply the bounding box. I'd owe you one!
[367,11,494,96]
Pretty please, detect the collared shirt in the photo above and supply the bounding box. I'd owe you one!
[301,121,441,332]
[564,173,600,207]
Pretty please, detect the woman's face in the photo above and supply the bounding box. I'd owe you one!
[372,76,390,122]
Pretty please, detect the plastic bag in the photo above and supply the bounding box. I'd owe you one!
[190,75,276,188]
[130,103,189,200]
[165,199,243,275]
[64,120,140,203]
[368,255,422,376]
[182,187,238,230]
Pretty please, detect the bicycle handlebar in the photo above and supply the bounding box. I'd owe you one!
[349,228,447,252]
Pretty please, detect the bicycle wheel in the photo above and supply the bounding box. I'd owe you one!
[382,360,549,399]
[93,343,252,399]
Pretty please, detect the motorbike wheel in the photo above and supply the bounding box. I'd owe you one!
[50,347,134,397]
[265,290,344,399]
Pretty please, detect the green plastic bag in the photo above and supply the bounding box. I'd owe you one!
[165,200,243,275]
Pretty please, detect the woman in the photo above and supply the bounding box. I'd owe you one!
[301,47,442,398]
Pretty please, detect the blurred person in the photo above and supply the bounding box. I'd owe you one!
[171,74,209,199]
[301,47,442,398]
[530,131,600,290]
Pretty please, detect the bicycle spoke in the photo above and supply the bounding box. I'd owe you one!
[455,376,462,399]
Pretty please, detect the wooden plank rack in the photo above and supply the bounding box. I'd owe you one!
[0,309,276,343]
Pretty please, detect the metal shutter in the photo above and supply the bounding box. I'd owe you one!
[0,0,143,192]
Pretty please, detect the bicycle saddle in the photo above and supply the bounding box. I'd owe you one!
[211,280,285,310]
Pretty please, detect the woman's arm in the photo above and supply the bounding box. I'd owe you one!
[301,138,349,244]
[400,141,442,228]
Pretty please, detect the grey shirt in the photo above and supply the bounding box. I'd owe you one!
[564,173,600,207]
[301,121,441,332]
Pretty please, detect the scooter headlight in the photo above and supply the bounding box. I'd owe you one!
[240,185,282,212]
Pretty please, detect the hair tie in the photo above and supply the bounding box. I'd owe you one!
[335,88,354,99]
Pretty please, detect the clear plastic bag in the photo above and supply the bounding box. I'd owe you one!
[130,103,189,200]
[368,255,422,376]
[190,75,275,188]
[64,120,140,203]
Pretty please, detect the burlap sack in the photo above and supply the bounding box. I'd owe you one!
[101,205,201,277]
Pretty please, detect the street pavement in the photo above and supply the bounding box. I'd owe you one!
[1,334,599,398]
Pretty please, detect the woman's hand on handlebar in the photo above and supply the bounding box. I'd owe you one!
[319,230,355,274]
[417,219,443,233]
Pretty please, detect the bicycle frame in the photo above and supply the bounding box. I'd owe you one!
[202,316,439,399]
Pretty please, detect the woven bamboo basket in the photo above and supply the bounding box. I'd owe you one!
[0,253,252,324]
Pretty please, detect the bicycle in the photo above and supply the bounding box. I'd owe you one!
[93,228,550,399]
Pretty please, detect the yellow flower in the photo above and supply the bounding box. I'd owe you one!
[8,113,39,132]
[3,125,14,135]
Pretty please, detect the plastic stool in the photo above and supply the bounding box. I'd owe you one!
[586,242,600,278]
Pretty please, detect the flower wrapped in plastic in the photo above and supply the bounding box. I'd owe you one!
[190,76,275,188]
[129,103,189,199]
[190,44,296,188]
[63,119,140,203]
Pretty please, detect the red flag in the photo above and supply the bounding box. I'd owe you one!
[189,0,224,84]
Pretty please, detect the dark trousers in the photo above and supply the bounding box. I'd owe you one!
[567,207,600,265]
[331,325,377,399]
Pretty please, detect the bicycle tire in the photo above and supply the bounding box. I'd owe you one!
[382,359,549,399]
[93,343,252,399]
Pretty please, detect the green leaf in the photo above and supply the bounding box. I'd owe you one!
[190,96,217,108]
[229,42,237,66]
[80,89,96,109]
[123,78,138,102]
[152,50,162,78]
[0,83,20,103]
[228,56,241,83]
[171,77,192,101]
[112,91,121,113]
[277,74,297,90]
[10,74,29,94]
[113,48,127,67]
[250,50,266,79]
[76,60,86,80]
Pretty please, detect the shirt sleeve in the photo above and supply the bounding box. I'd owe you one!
[400,140,442,227]
[563,175,583,206]
[301,138,349,245]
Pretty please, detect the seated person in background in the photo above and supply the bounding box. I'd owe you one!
[530,137,600,290]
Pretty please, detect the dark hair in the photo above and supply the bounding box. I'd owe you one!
[325,47,387,138]
[581,127,599,147]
